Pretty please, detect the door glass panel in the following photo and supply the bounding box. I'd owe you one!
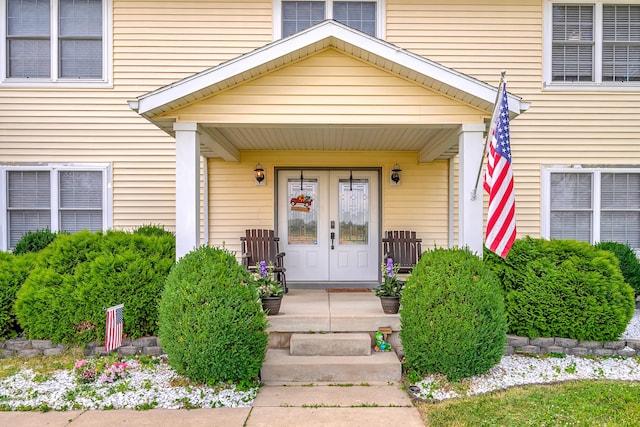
[287,178,318,244]
[338,178,368,245]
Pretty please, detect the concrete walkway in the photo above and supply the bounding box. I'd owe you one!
[0,383,424,426]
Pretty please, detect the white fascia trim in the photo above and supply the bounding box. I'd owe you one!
[136,20,524,117]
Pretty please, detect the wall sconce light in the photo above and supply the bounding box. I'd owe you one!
[254,163,265,185]
[390,163,402,185]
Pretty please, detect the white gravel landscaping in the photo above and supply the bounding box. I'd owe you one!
[2,310,640,410]
[0,359,257,411]
[410,309,640,402]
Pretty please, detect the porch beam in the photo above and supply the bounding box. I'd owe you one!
[174,122,201,260]
[418,128,457,162]
[203,127,240,162]
[457,123,485,256]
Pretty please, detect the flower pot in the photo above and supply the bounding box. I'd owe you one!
[261,296,282,315]
[379,296,400,314]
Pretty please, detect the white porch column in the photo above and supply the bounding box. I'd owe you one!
[174,122,200,260]
[458,123,486,256]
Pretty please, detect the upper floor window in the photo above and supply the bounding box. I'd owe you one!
[2,0,110,84]
[546,1,640,87]
[543,167,640,253]
[277,1,382,39]
[1,164,111,251]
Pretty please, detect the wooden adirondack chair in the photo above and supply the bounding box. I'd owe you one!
[240,229,287,292]
[382,230,422,274]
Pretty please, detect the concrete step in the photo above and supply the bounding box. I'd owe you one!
[290,333,371,356]
[260,349,402,384]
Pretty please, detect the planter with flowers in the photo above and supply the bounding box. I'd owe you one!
[253,261,285,315]
[373,257,404,314]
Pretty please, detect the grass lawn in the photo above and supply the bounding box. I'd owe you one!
[417,380,640,427]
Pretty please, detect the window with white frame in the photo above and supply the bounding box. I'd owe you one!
[2,165,110,250]
[544,168,640,251]
[3,0,110,83]
[546,1,640,86]
[277,1,380,39]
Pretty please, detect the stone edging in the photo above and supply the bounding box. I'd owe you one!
[506,335,640,357]
[3,335,640,359]
[0,337,163,359]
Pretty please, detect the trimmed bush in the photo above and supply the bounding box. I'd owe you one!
[158,246,267,385]
[400,247,507,382]
[15,229,175,344]
[12,228,59,255]
[595,241,640,298]
[0,252,37,338]
[134,224,174,238]
[485,237,634,341]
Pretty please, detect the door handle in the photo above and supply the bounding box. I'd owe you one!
[330,232,335,250]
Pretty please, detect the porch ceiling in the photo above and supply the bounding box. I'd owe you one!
[196,124,460,161]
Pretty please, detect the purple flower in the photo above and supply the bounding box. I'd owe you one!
[386,258,394,278]
[259,261,268,278]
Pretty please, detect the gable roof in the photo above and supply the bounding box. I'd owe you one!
[131,20,528,123]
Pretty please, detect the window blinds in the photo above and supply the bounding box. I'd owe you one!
[601,173,640,247]
[602,5,640,82]
[550,172,592,242]
[282,1,325,38]
[58,170,103,233]
[552,4,594,82]
[7,170,51,247]
[334,2,376,36]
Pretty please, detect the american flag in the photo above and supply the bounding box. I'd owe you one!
[483,80,516,258]
[105,304,124,352]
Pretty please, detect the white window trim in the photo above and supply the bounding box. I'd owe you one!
[0,0,113,87]
[273,0,385,40]
[541,165,640,244]
[0,163,112,251]
[543,0,640,91]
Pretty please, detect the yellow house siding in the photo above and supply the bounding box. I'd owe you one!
[165,49,486,125]
[387,1,640,241]
[386,0,542,92]
[208,151,450,258]
[1,0,275,233]
[3,0,639,249]
[113,0,273,90]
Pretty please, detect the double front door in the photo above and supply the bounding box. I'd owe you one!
[277,170,379,282]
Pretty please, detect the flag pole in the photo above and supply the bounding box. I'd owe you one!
[471,70,507,201]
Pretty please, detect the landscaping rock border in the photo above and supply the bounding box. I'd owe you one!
[0,337,163,359]
[505,335,640,357]
[3,335,640,359]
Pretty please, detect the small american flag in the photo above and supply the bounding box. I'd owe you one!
[105,304,124,352]
[483,80,516,258]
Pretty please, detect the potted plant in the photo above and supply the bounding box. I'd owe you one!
[253,261,285,315]
[373,257,404,314]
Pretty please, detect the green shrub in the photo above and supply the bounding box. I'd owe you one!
[0,252,37,338]
[158,246,267,385]
[12,228,59,255]
[595,241,640,298]
[400,247,507,382]
[15,229,175,344]
[134,224,174,238]
[485,237,634,341]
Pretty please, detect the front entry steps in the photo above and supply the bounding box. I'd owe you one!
[290,332,371,356]
[261,332,402,385]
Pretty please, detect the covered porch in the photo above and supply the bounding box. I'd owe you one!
[129,21,528,270]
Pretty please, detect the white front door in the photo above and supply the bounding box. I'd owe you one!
[277,170,379,282]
